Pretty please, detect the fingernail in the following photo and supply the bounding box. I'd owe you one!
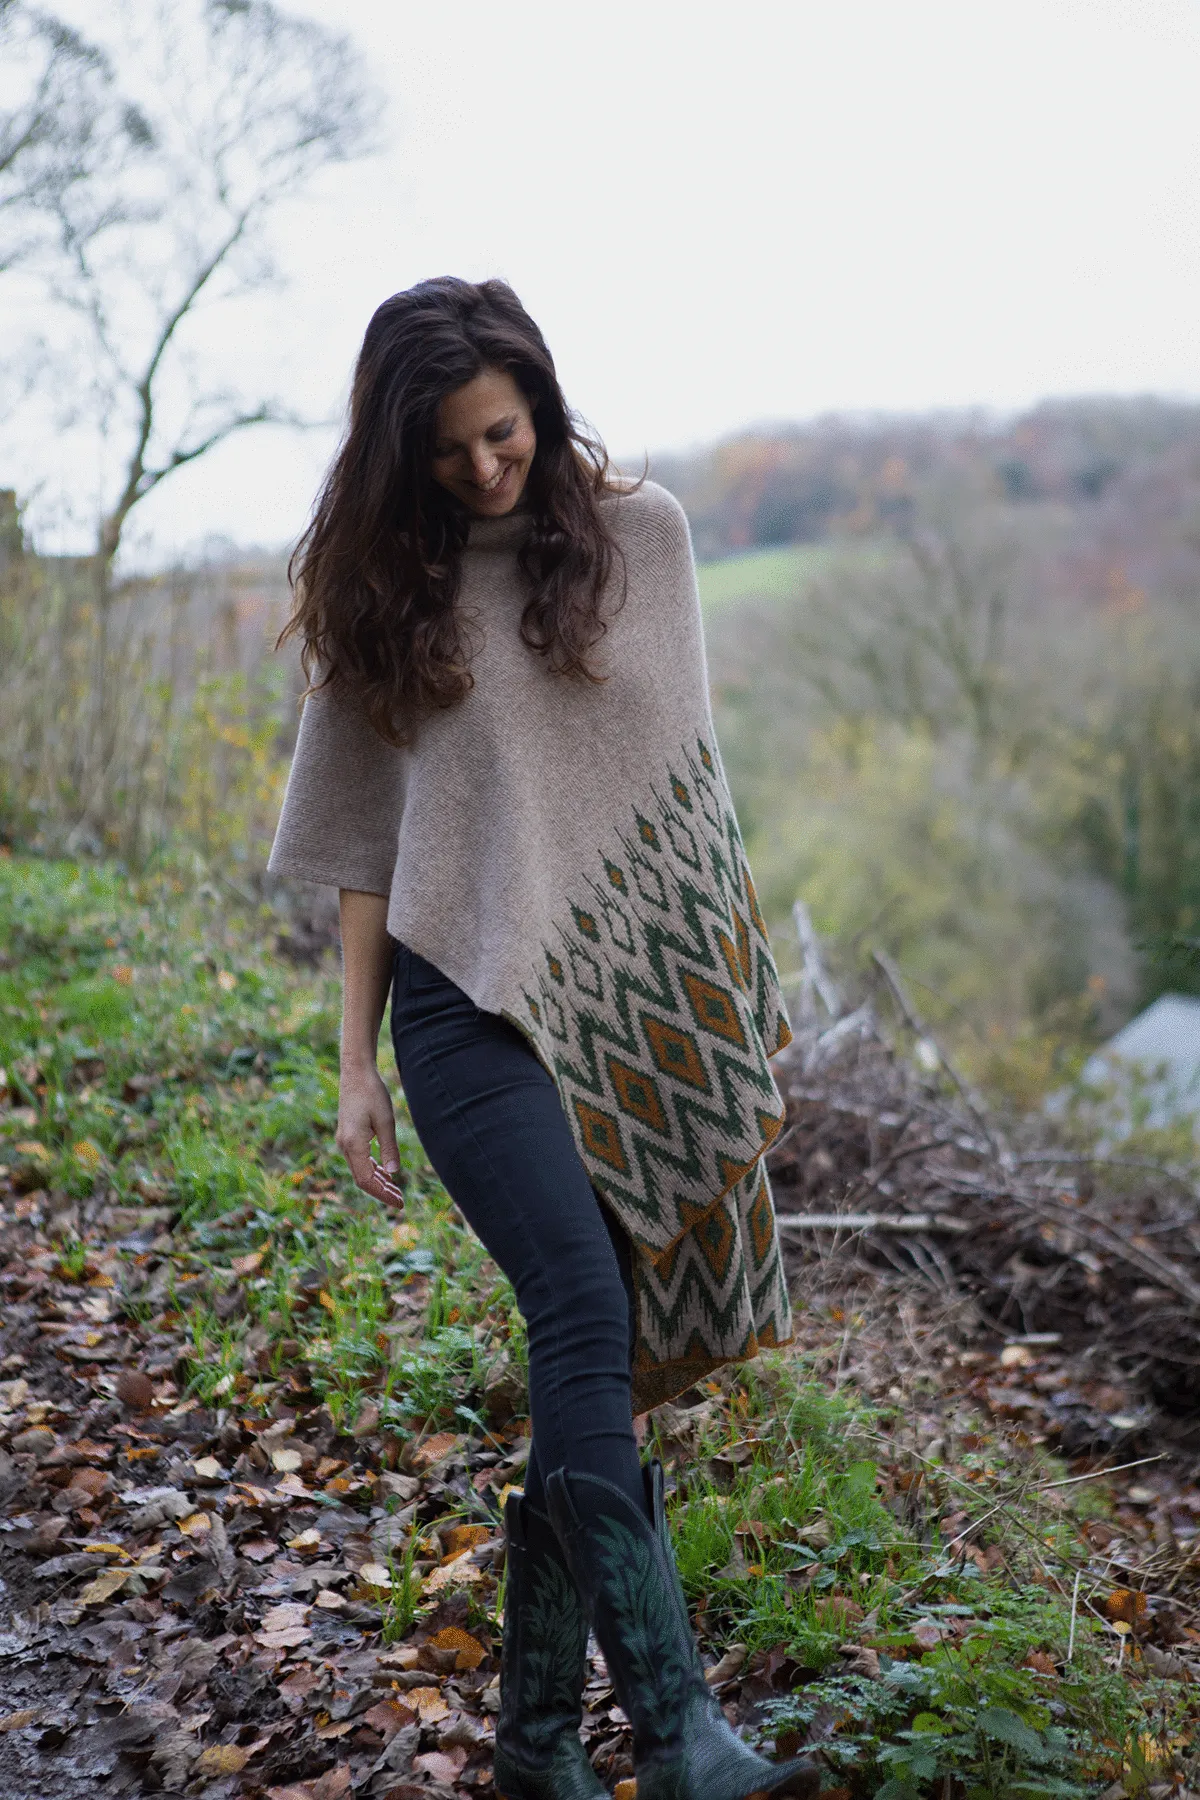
[384,1163,400,1176]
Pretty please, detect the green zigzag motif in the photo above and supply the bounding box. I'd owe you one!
[511,735,794,1403]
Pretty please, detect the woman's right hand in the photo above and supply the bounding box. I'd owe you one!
[336,1061,406,1209]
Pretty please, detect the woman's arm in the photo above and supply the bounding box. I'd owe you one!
[336,889,405,1207]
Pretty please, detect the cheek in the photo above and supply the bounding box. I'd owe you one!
[509,422,537,463]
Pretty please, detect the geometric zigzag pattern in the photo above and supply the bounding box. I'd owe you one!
[511,734,795,1410]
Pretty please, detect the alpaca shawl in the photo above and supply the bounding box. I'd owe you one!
[269,480,794,1409]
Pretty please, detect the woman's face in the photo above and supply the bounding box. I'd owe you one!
[430,366,537,516]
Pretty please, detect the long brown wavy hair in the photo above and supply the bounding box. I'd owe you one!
[279,277,625,744]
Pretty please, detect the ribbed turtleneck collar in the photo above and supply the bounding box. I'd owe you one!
[464,508,534,552]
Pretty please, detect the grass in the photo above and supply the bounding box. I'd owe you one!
[656,1360,1198,1794]
[2,850,1197,1794]
[696,544,839,614]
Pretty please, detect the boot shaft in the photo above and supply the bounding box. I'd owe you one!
[495,1491,601,1800]
[545,1463,820,1800]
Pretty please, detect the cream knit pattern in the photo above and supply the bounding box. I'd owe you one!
[269,481,793,1409]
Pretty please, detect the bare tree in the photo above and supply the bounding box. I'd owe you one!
[33,0,379,593]
[2,0,379,843]
[0,1,142,272]
[792,520,1028,776]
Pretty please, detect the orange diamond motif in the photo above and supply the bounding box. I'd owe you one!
[694,1202,736,1282]
[681,972,747,1048]
[715,929,747,993]
[746,1172,775,1262]
[572,1100,629,1175]
[642,1016,710,1092]
[733,909,751,984]
[744,869,766,936]
[606,1057,669,1133]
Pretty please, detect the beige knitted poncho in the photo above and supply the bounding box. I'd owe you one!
[269,479,794,1409]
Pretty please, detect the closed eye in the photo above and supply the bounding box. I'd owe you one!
[433,415,518,460]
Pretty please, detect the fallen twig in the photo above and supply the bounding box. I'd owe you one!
[775,1211,971,1235]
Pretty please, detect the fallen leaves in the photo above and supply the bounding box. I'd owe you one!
[77,1565,136,1604]
[114,1368,155,1410]
[422,1548,487,1595]
[429,1625,487,1670]
[404,1431,461,1472]
[357,1561,393,1590]
[408,1686,451,1724]
[363,1697,419,1740]
[195,1742,252,1775]
[268,1768,351,1800]
[256,1601,313,1648]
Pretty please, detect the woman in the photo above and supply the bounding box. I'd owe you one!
[271,278,816,1800]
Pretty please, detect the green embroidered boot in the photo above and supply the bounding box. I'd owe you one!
[494,1489,608,1800]
[546,1464,820,1800]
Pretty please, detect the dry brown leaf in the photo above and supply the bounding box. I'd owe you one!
[363,1698,418,1741]
[0,1712,37,1732]
[704,1644,747,1685]
[422,1548,486,1594]
[1105,1588,1149,1627]
[271,1447,304,1473]
[276,1472,314,1498]
[78,1566,132,1605]
[257,1625,312,1648]
[405,1431,461,1472]
[358,1562,393,1589]
[614,1780,638,1800]
[429,1625,486,1670]
[311,1766,353,1799]
[261,1602,311,1630]
[178,1510,211,1536]
[115,1369,155,1410]
[352,1401,380,1438]
[240,1535,278,1561]
[268,1770,352,1800]
[442,1523,492,1558]
[409,1686,451,1724]
[413,1749,466,1783]
[195,1744,251,1775]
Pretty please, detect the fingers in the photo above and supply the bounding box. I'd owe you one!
[336,1124,404,1209]
[365,1098,404,1209]
[369,1156,406,1211]
[336,1070,405,1210]
[375,1108,402,1178]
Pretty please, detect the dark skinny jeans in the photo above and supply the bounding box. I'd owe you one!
[389,943,644,1516]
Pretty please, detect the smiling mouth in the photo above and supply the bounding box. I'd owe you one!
[472,464,512,494]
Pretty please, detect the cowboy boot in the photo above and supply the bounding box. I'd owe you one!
[546,1463,820,1800]
[493,1489,608,1800]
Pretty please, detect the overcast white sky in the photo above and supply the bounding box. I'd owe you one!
[18,0,1200,563]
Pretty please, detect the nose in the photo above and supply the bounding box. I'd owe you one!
[470,447,501,486]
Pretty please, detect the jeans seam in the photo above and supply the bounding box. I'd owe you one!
[406,1040,614,1483]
